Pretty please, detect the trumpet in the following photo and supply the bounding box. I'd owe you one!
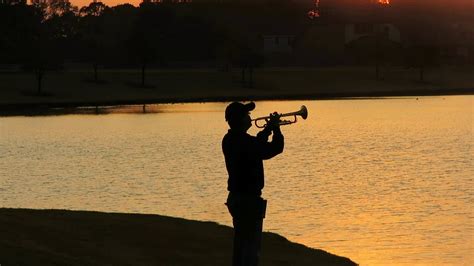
[252,105,308,128]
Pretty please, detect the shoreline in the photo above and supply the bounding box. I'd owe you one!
[1,66,473,116]
[1,88,472,116]
[0,208,357,265]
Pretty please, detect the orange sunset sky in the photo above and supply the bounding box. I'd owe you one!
[61,0,474,10]
[68,0,471,8]
[72,0,140,7]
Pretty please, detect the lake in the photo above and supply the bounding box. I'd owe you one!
[1,96,472,265]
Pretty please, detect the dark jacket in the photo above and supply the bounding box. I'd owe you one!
[222,127,284,196]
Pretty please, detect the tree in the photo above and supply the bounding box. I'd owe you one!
[234,45,264,88]
[78,1,109,83]
[369,2,392,80]
[79,1,107,17]
[127,2,175,88]
[24,0,79,94]
[405,45,438,82]
[31,0,78,19]
[0,0,26,5]
[0,3,29,64]
[0,2,53,94]
[398,6,441,82]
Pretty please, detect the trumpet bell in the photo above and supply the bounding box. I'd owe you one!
[299,105,308,120]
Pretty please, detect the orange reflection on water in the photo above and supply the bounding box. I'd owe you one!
[1,97,472,265]
[253,97,473,265]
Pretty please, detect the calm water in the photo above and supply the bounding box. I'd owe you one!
[1,96,473,265]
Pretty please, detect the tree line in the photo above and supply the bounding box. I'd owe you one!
[0,0,471,93]
[0,0,307,91]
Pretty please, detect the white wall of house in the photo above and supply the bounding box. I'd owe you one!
[263,35,295,54]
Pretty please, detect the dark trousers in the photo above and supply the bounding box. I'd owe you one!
[226,193,266,266]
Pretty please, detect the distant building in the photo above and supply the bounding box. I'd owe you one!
[292,24,346,66]
[345,23,400,44]
[262,35,295,54]
[400,21,474,65]
[345,23,402,65]
[437,22,474,64]
[290,22,403,66]
[259,26,299,66]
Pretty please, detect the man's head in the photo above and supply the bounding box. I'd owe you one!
[225,101,255,131]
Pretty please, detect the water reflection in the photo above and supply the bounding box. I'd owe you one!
[0,96,472,266]
[0,102,230,116]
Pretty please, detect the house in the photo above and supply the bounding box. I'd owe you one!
[345,23,400,44]
[262,35,295,54]
[437,22,474,64]
[344,23,402,65]
[290,21,403,66]
[292,23,346,65]
[400,21,474,66]
[259,25,300,66]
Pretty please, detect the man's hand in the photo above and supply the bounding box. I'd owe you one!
[266,112,281,131]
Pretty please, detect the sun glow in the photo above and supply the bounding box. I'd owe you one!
[378,0,390,4]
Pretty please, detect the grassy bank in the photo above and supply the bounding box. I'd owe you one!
[0,208,356,265]
[0,66,472,114]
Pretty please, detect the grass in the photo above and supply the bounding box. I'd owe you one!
[0,66,472,108]
[0,208,357,266]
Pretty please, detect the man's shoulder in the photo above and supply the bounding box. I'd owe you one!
[223,131,255,145]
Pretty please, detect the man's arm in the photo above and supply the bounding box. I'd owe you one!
[255,115,284,160]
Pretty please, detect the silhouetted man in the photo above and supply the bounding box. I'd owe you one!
[223,101,284,266]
